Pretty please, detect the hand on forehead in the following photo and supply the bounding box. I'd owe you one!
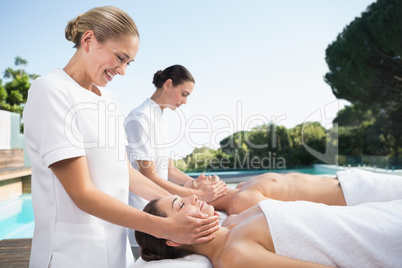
[200,174,220,182]
[184,174,221,189]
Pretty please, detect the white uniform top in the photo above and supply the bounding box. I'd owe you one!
[23,68,134,268]
[124,98,170,246]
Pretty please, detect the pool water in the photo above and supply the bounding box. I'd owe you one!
[186,167,338,183]
[0,194,34,240]
[186,167,337,177]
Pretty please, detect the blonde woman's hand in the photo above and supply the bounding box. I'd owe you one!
[163,210,220,245]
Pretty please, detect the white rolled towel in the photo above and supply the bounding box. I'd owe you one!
[337,168,402,205]
[133,254,212,268]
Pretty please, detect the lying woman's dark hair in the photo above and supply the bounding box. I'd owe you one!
[135,199,193,261]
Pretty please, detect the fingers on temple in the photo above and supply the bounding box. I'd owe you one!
[211,180,226,189]
[199,215,219,230]
[216,181,227,196]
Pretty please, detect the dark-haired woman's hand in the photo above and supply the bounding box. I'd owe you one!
[197,180,227,203]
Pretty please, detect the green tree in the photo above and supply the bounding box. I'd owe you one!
[325,0,402,157]
[0,80,7,105]
[325,0,402,112]
[333,104,376,127]
[289,122,327,166]
[245,124,291,163]
[217,122,327,168]
[335,103,399,163]
[181,146,220,171]
[0,56,39,115]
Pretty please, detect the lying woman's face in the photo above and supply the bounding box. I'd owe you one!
[158,195,215,217]
[183,174,221,190]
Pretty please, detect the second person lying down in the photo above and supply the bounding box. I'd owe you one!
[184,168,402,214]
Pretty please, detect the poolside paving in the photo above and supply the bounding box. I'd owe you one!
[0,239,31,268]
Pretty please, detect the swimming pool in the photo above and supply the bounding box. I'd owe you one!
[186,166,338,183]
[0,194,34,240]
[0,166,340,240]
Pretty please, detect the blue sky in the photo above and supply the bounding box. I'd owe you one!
[0,0,375,157]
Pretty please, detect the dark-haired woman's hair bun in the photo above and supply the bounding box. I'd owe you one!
[152,65,195,89]
[152,70,163,87]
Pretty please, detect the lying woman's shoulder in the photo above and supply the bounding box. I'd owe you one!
[221,214,237,228]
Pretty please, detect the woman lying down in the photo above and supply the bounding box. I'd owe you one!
[136,194,402,268]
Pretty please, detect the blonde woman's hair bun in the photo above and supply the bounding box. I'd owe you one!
[64,6,139,48]
[65,15,81,46]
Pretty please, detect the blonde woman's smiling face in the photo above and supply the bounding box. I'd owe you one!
[87,34,139,87]
[158,195,215,217]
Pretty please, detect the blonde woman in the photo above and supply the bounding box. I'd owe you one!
[23,6,219,268]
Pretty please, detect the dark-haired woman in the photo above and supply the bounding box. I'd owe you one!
[124,65,227,253]
[23,8,220,268]
[136,194,402,268]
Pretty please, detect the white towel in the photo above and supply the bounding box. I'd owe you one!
[133,254,212,268]
[260,199,402,268]
[337,168,402,205]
